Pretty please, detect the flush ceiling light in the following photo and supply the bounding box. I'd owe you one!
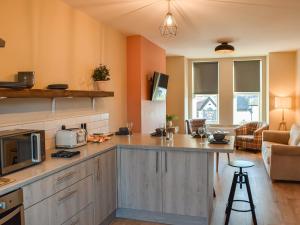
[215,42,235,54]
[160,0,178,38]
[0,38,5,48]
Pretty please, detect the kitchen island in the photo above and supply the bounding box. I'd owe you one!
[0,134,234,225]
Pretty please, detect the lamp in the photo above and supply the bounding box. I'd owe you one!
[215,42,235,54]
[275,96,292,130]
[160,0,178,37]
[0,38,5,48]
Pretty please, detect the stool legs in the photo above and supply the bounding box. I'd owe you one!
[225,171,258,225]
[245,174,257,225]
[225,173,239,225]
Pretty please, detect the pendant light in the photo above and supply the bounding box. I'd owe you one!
[160,0,178,37]
[215,42,235,54]
[0,38,5,48]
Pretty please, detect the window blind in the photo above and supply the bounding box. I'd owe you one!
[234,60,261,92]
[193,62,218,94]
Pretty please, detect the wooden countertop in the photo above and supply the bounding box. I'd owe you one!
[0,134,234,196]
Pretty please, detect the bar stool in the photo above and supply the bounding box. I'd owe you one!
[225,160,257,225]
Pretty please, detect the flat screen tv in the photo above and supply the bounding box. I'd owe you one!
[151,72,169,101]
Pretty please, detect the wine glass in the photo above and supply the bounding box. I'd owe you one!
[126,122,133,135]
[198,126,206,143]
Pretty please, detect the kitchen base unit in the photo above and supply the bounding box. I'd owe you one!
[117,147,216,225]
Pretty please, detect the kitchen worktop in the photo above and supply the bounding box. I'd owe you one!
[0,134,234,196]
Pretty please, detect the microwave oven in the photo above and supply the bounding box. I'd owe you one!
[0,129,45,176]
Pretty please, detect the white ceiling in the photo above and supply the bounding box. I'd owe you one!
[63,0,300,58]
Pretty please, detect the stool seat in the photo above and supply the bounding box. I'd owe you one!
[225,160,257,225]
[229,160,254,168]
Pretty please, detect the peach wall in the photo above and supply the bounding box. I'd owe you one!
[0,0,127,131]
[296,50,300,123]
[268,51,297,130]
[127,35,166,133]
[166,56,187,133]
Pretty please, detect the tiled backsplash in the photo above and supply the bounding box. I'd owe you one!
[0,113,109,150]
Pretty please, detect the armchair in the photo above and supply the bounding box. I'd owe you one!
[235,122,269,151]
[262,130,300,181]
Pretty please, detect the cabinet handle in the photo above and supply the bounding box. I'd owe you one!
[165,152,168,173]
[70,219,80,225]
[58,190,77,203]
[56,171,76,184]
[97,158,101,181]
[156,152,159,173]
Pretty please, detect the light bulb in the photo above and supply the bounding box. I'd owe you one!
[166,14,173,26]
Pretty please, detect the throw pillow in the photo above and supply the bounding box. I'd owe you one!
[288,124,300,146]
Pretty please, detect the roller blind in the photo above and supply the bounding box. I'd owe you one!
[193,62,218,94]
[234,60,261,92]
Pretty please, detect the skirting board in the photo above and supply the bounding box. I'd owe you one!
[100,210,116,225]
[116,208,208,225]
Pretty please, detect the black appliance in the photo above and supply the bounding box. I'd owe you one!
[0,130,45,176]
[0,189,24,225]
[151,72,169,101]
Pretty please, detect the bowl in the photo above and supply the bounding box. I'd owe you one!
[213,132,226,141]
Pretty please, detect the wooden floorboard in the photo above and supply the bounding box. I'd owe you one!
[111,150,300,225]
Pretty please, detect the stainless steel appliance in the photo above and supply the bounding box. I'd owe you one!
[56,128,87,149]
[0,189,24,225]
[0,130,45,176]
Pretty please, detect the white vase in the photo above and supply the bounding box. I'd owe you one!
[94,81,108,91]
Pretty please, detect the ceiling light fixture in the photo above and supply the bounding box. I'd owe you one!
[215,42,235,54]
[0,38,5,48]
[160,0,178,38]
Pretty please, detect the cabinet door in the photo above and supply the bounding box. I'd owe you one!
[118,148,162,212]
[94,149,117,225]
[162,151,208,217]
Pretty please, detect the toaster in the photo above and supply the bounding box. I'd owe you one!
[56,128,87,149]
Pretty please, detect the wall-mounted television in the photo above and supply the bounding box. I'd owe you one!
[151,72,169,101]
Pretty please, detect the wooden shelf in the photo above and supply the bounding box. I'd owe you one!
[0,89,114,98]
[0,89,114,112]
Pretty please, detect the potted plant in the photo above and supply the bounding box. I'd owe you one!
[92,64,111,91]
[166,114,178,128]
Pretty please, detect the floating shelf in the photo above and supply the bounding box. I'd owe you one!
[0,89,114,98]
[0,89,114,112]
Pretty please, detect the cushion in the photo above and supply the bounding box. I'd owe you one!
[288,124,300,146]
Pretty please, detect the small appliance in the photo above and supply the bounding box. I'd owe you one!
[56,128,87,149]
[0,129,45,176]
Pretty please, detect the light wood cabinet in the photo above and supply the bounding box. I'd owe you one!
[94,149,117,225]
[118,148,162,212]
[62,204,94,225]
[23,159,93,209]
[25,175,93,225]
[162,151,208,217]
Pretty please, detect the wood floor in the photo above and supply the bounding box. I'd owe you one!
[110,150,300,225]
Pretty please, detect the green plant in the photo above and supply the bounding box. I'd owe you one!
[166,114,178,122]
[92,64,110,81]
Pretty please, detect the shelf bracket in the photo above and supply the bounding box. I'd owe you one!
[51,98,56,113]
[91,97,96,110]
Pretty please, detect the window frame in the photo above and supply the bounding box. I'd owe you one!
[192,61,220,124]
[233,92,261,125]
[233,59,262,125]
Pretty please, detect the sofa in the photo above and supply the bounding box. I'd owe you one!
[235,122,269,151]
[262,128,300,181]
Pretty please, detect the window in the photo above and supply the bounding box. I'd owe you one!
[233,60,261,124]
[192,62,219,123]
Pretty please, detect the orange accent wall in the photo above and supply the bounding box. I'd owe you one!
[127,35,166,132]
